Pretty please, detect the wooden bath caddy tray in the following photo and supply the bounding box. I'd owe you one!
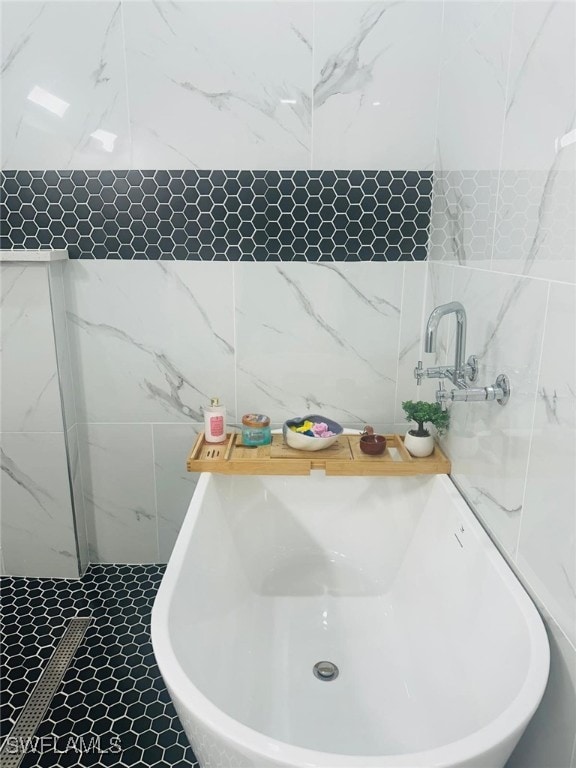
[186,433,451,476]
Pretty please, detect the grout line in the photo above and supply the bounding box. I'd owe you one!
[430,0,445,176]
[489,2,516,271]
[426,174,435,263]
[73,422,205,427]
[0,431,70,435]
[392,264,406,421]
[513,279,551,562]
[446,264,456,367]
[118,0,134,170]
[310,0,315,170]
[74,423,93,572]
[60,267,81,431]
[419,261,431,360]
[440,261,575,287]
[421,261,432,399]
[150,424,161,562]
[570,728,576,768]
[488,173,500,273]
[515,560,576,655]
[232,264,239,424]
[0,573,82,582]
[418,261,436,403]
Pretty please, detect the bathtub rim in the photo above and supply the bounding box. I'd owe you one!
[152,471,550,768]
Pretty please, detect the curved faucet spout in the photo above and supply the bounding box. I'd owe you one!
[416,302,507,405]
[425,302,467,385]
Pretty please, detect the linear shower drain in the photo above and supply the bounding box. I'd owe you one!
[0,617,91,768]
[313,660,339,681]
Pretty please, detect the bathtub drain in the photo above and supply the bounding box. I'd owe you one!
[313,661,339,681]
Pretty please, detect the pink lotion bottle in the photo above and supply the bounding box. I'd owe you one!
[204,397,226,443]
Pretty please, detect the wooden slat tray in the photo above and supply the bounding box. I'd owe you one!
[186,433,451,476]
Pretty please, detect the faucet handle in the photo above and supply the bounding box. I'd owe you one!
[436,381,449,410]
[466,355,479,383]
[414,360,424,385]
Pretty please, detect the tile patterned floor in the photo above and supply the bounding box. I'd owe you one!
[0,565,198,767]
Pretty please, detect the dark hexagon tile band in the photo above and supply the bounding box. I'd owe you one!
[0,170,432,261]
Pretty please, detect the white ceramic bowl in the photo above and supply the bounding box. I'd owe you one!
[282,415,343,452]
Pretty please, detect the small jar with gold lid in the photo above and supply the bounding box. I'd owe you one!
[241,414,271,446]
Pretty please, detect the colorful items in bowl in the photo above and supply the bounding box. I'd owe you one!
[283,414,343,452]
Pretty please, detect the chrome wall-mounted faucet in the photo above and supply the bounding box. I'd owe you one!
[415,302,510,407]
[418,301,478,388]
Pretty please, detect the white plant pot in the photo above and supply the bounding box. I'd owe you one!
[404,430,435,458]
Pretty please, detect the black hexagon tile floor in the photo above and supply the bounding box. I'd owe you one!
[0,565,198,768]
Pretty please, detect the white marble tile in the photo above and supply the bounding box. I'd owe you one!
[428,171,498,267]
[491,3,576,283]
[48,262,77,431]
[66,425,89,574]
[1,1,130,169]
[436,2,513,170]
[123,1,311,169]
[502,1,576,173]
[507,613,576,768]
[517,283,576,646]
[78,423,158,563]
[0,263,64,433]
[313,1,443,169]
[235,262,404,426]
[153,423,201,563]
[441,268,548,556]
[394,263,428,422]
[64,261,236,423]
[0,432,78,578]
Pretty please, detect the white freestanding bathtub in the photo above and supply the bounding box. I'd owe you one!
[152,472,549,768]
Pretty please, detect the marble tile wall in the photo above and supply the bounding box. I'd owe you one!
[0,262,81,578]
[313,1,443,169]
[124,2,312,170]
[1,2,130,170]
[63,259,428,567]
[0,0,447,171]
[428,2,576,764]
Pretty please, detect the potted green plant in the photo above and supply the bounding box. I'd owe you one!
[401,400,450,457]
